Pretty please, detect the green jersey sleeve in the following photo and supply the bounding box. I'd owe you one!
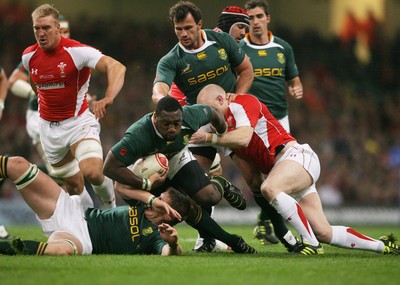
[182,104,212,130]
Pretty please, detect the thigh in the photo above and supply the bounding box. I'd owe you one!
[170,160,211,198]
[40,120,69,165]
[265,159,313,197]
[231,154,263,194]
[64,111,101,144]
[189,145,216,172]
[38,191,93,254]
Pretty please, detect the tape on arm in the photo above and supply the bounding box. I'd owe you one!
[11,79,35,99]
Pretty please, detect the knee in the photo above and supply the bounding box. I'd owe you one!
[82,168,103,185]
[260,181,275,202]
[62,176,84,195]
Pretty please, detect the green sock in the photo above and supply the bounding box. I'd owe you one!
[211,175,245,210]
[258,208,269,221]
[210,176,224,196]
[0,238,47,255]
[0,155,8,179]
[253,194,289,240]
[186,205,237,246]
[197,206,212,239]
[0,240,17,255]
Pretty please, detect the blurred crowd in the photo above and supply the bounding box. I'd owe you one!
[1,3,400,206]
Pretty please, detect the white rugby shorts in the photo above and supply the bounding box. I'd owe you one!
[276,143,320,202]
[40,110,101,164]
[38,190,93,254]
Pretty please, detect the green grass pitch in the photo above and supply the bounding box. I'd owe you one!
[1,224,399,285]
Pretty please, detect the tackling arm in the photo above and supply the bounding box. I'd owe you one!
[190,125,253,148]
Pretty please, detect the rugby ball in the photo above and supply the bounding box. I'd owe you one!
[128,153,168,179]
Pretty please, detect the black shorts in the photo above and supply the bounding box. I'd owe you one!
[168,160,211,198]
[124,160,211,206]
[189,145,217,161]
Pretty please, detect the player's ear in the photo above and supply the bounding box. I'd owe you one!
[217,95,224,105]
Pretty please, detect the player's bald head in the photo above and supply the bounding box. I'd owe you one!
[197,84,226,105]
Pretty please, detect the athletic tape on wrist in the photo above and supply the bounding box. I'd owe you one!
[211,134,218,144]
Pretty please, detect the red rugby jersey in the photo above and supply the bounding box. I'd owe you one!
[22,37,103,121]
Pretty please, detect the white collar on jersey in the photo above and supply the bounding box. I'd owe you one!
[178,30,216,54]
[244,32,284,50]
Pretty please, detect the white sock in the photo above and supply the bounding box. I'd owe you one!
[272,192,319,246]
[92,176,116,209]
[79,187,94,210]
[283,230,298,246]
[330,226,384,253]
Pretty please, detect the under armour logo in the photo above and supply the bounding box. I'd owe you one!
[31,68,38,75]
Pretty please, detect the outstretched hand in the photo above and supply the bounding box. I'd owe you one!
[158,223,179,244]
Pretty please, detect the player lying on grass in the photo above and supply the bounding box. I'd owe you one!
[190,84,400,256]
[0,155,188,256]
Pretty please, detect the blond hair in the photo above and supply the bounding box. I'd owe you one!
[32,4,60,22]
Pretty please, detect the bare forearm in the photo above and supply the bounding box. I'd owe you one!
[212,131,250,148]
[105,61,126,102]
[234,56,254,94]
[152,82,170,104]
[235,71,253,94]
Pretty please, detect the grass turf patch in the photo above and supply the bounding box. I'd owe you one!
[1,224,399,285]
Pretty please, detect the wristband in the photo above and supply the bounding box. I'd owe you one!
[205,133,211,143]
[211,134,218,145]
[142,178,152,191]
[147,195,157,207]
[0,100,4,110]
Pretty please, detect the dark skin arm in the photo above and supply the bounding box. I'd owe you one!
[103,151,166,190]
[209,106,227,134]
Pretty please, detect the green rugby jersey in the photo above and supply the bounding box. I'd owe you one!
[111,104,212,165]
[154,29,245,105]
[240,32,299,119]
[85,205,166,254]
